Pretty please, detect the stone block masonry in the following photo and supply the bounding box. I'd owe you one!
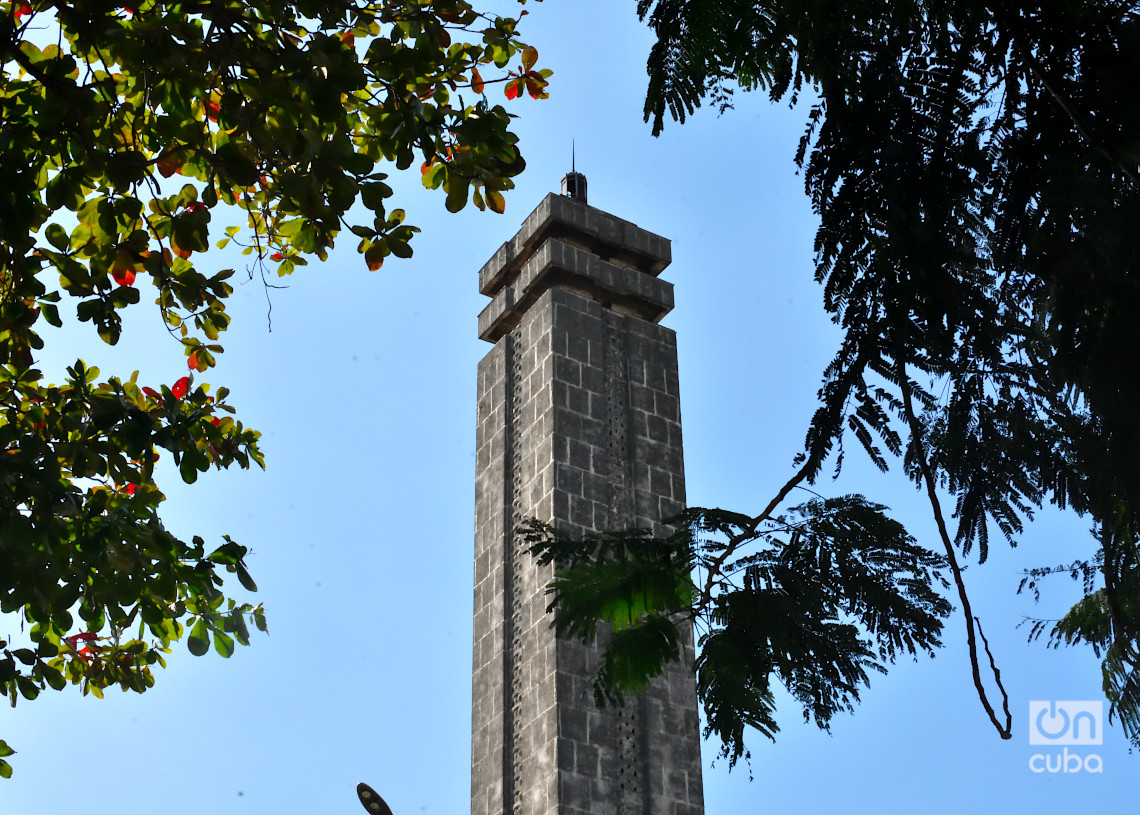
[472,190,704,815]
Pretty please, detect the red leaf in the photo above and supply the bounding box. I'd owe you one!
[205,99,220,122]
[270,252,284,261]
[142,386,160,398]
[125,483,137,495]
[67,633,98,645]
[364,243,384,271]
[171,377,189,399]
[156,149,185,178]
[111,267,136,286]
[209,417,221,427]
[185,202,206,212]
[187,350,198,370]
[471,67,484,95]
[111,246,138,286]
[505,79,520,100]
[15,4,32,21]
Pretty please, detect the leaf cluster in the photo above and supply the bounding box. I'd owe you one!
[525,496,951,767]
[1021,516,1140,739]
[636,0,1140,744]
[1,0,545,774]
[0,359,265,762]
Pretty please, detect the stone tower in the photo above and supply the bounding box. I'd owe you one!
[472,179,705,815]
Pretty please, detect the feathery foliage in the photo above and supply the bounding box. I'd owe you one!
[525,497,952,767]
[537,0,1140,767]
[630,0,1140,748]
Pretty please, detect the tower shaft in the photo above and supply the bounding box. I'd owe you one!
[472,192,704,815]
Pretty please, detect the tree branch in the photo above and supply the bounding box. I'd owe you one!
[696,459,812,612]
[897,353,1012,739]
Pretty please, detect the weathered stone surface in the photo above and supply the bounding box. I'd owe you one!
[473,190,704,815]
[477,238,675,343]
[478,193,672,297]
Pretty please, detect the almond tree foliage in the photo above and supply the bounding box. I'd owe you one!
[0,0,547,776]
[536,0,1140,764]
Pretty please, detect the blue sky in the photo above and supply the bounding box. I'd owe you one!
[3,1,1134,812]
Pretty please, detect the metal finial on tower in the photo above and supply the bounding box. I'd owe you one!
[561,140,587,203]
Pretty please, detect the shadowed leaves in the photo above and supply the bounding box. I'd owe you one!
[527,496,951,767]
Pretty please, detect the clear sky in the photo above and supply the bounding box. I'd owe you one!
[4,2,1134,813]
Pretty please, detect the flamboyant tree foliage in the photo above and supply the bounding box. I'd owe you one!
[525,499,954,768]
[536,0,1140,765]
[0,0,547,776]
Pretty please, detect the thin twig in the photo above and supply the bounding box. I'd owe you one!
[975,615,1013,734]
[697,460,813,611]
[698,349,875,610]
[897,353,1012,739]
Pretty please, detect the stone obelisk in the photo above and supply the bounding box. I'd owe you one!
[472,175,704,815]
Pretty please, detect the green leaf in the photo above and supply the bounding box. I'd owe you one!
[236,564,257,593]
[41,664,66,692]
[45,223,70,252]
[187,619,210,656]
[389,237,413,259]
[227,611,251,647]
[179,455,200,484]
[40,302,62,327]
[445,179,470,213]
[594,615,682,705]
[207,540,245,565]
[15,676,39,701]
[360,181,391,212]
[213,630,235,659]
[422,162,446,190]
[0,740,14,758]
